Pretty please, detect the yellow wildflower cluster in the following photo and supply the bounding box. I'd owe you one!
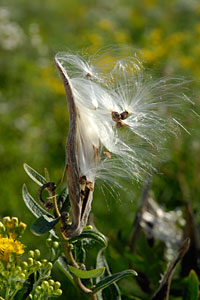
[0,234,25,263]
[0,217,27,263]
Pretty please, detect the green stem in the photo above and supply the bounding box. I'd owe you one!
[10,288,20,300]
[5,286,10,300]
[52,185,97,299]
[55,223,97,299]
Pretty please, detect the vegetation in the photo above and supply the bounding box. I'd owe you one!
[0,0,200,299]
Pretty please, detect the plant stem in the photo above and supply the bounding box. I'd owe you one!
[5,286,10,300]
[55,222,97,299]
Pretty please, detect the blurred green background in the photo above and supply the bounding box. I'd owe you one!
[0,0,200,298]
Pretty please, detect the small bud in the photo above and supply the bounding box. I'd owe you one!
[28,250,35,258]
[84,225,93,230]
[21,261,28,269]
[34,249,40,259]
[0,222,6,235]
[52,241,59,249]
[35,286,42,294]
[17,222,27,236]
[49,286,54,293]
[3,217,14,232]
[3,216,11,224]
[41,280,49,290]
[35,261,42,269]
[55,289,62,296]
[54,281,61,290]
[27,258,34,266]
[11,217,19,227]
[19,272,26,281]
[15,266,22,273]
[46,238,52,248]
[48,279,54,286]
[46,262,53,271]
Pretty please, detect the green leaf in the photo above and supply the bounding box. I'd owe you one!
[96,249,121,300]
[92,270,137,295]
[74,240,86,264]
[56,256,75,286]
[183,270,199,300]
[22,184,53,218]
[30,215,60,236]
[69,229,108,248]
[23,163,47,186]
[68,265,105,279]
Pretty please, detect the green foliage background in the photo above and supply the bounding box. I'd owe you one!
[0,0,200,298]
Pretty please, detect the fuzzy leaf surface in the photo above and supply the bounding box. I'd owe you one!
[23,163,47,186]
[22,184,53,218]
[30,215,60,236]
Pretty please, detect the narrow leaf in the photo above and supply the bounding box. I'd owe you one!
[56,256,75,286]
[68,265,105,279]
[183,270,199,300]
[22,184,53,218]
[30,215,60,236]
[92,270,137,295]
[69,229,108,248]
[24,163,47,186]
[96,248,121,300]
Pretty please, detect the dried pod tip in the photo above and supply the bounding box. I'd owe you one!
[86,181,94,191]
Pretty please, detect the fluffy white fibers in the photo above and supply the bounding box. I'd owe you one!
[55,51,190,188]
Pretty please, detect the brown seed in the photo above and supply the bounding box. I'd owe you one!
[103,151,111,158]
[85,72,92,78]
[78,175,87,185]
[116,120,129,128]
[116,121,123,128]
[112,111,121,122]
[120,111,129,120]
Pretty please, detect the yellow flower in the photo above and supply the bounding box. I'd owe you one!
[0,234,25,263]
[98,19,114,31]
